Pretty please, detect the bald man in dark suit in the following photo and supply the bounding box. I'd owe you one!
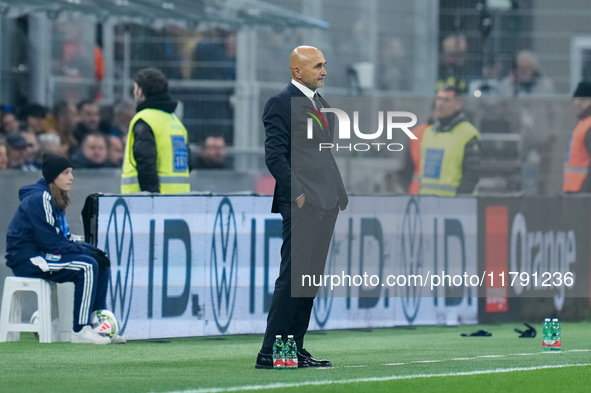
[255,46,348,369]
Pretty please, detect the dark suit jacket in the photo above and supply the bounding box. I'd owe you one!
[263,83,348,213]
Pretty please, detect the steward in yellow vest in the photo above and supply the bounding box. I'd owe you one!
[419,85,480,196]
[564,81,591,193]
[121,67,190,194]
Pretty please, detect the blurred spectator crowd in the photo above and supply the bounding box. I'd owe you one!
[0,97,232,173]
[0,100,135,171]
[437,33,555,98]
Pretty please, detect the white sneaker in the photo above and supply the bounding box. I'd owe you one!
[71,326,111,344]
[111,334,127,344]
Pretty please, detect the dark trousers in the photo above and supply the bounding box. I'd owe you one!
[261,202,339,353]
[11,254,110,332]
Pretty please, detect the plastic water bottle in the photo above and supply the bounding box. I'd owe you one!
[285,335,298,369]
[542,318,552,351]
[273,335,285,369]
[551,318,561,351]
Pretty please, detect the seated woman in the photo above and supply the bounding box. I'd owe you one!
[5,152,121,344]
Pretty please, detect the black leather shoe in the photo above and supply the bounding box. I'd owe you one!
[255,352,273,369]
[297,348,333,368]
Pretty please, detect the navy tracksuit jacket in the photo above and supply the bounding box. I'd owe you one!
[5,178,109,331]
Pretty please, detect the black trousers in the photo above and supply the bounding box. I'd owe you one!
[261,201,339,353]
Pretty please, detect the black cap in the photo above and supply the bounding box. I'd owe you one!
[6,133,28,150]
[42,152,72,184]
[573,81,591,98]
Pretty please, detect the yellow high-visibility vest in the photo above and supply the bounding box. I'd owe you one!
[121,108,190,194]
[419,121,480,197]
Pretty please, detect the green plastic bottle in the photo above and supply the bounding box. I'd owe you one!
[285,335,298,369]
[551,318,561,351]
[272,335,285,369]
[542,318,552,351]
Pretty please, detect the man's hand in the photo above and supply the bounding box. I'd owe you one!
[90,248,111,269]
[296,194,306,208]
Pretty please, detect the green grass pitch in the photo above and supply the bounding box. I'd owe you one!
[1,321,590,393]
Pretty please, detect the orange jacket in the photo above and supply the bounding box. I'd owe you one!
[563,116,591,192]
[408,123,428,194]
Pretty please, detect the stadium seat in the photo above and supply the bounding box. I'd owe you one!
[0,276,73,343]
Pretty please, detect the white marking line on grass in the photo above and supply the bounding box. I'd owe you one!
[567,349,590,352]
[477,355,505,358]
[412,360,441,363]
[514,353,535,356]
[163,364,591,393]
[383,363,404,366]
[450,358,473,361]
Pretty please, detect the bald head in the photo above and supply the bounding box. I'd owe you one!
[290,46,327,91]
[515,50,538,81]
[290,46,320,69]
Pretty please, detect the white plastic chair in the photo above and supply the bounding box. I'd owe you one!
[0,277,61,343]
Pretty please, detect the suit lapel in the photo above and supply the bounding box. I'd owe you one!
[288,84,331,143]
[316,93,334,142]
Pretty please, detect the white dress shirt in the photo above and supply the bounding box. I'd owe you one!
[291,79,319,109]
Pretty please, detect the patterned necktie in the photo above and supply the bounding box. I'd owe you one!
[313,93,323,111]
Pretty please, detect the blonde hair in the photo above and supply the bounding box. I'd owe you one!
[49,182,71,210]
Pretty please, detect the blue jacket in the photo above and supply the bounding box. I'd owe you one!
[5,178,92,268]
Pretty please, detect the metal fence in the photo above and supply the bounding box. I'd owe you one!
[1,1,591,193]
